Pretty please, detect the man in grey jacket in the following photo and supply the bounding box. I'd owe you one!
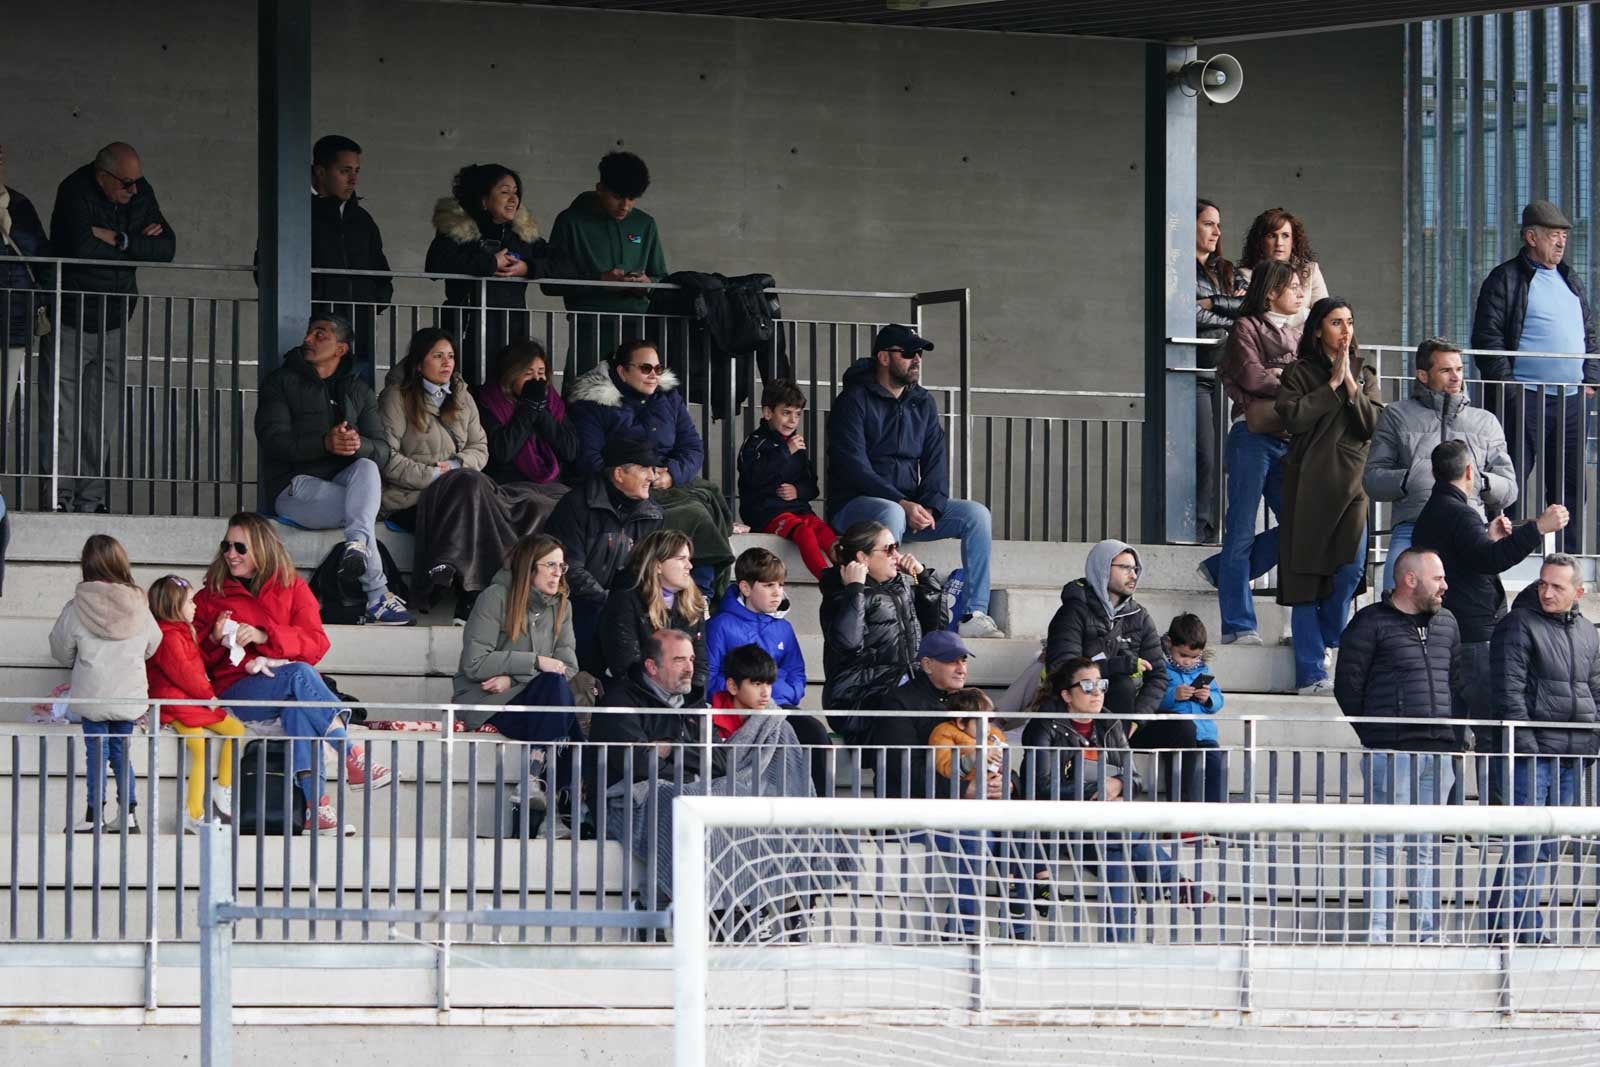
[1363,336,1517,593]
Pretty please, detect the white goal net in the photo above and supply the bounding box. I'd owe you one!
[671,797,1600,1067]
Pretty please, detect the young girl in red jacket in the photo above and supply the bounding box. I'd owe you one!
[146,575,248,833]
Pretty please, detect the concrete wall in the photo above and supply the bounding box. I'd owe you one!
[0,0,1402,390]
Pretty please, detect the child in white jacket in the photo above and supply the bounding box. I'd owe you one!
[49,535,162,833]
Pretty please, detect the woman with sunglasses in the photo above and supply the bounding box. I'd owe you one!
[567,339,739,597]
[597,530,710,703]
[192,513,389,834]
[818,520,947,745]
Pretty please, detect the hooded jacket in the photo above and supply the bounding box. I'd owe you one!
[1411,481,1546,644]
[311,194,393,308]
[256,346,389,505]
[737,423,820,531]
[819,563,947,728]
[452,568,578,723]
[1471,250,1599,383]
[1334,598,1464,752]
[597,570,710,703]
[192,574,330,695]
[541,475,664,605]
[1362,384,1517,527]
[424,197,571,311]
[146,619,229,729]
[1021,704,1140,801]
[376,363,490,514]
[706,585,807,708]
[1157,638,1224,744]
[49,581,162,721]
[1044,539,1167,717]
[542,192,667,315]
[567,363,703,489]
[1491,587,1600,757]
[50,163,176,332]
[1,186,53,345]
[825,358,948,522]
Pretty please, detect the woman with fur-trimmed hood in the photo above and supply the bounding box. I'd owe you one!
[425,163,573,382]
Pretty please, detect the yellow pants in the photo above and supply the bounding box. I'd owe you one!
[171,717,248,819]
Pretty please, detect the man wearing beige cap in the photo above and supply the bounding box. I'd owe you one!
[1471,199,1597,552]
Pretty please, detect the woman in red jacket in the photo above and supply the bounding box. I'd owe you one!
[193,513,390,835]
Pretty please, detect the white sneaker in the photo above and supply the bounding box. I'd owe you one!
[71,805,105,834]
[212,785,234,822]
[183,811,208,835]
[1297,678,1335,696]
[957,612,1006,639]
[104,807,140,835]
[1222,631,1262,646]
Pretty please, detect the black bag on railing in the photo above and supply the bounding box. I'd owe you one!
[237,738,308,836]
[309,541,411,625]
[648,271,791,417]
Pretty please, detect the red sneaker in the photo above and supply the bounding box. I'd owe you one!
[344,745,392,789]
[304,795,354,836]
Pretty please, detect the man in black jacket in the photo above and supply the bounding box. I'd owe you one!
[309,135,392,385]
[1412,440,1567,802]
[1470,199,1597,551]
[592,629,704,792]
[1333,547,1462,942]
[256,314,410,626]
[1,143,53,421]
[870,631,989,800]
[1046,538,1168,728]
[46,142,176,512]
[1488,554,1600,941]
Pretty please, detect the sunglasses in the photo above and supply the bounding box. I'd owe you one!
[97,167,140,192]
[630,362,664,376]
[871,542,900,556]
[1071,679,1110,694]
[220,539,249,556]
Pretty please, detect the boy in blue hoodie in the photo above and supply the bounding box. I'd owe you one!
[707,546,832,792]
[1159,612,1226,803]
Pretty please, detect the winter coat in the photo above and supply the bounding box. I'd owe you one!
[543,192,667,316]
[1043,540,1168,718]
[1492,596,1600,756]
[49,581,162,721]
[1,186,53,345]
[591,665,703,788]
[256,346,389,506]
[566,364,704,489]
[476,380,576,487]
[376,367,490,514]
[1411,481,1545,644]
[737,423,819,531]
[1021,705,1140,801]
[819,563,947,731]
[1158,648,1224,744]
[929,719,1007,783]
[452,568,577,717]
[871,671,962,799]
[541,475,664,605]
[825,358,948,522]
[1196,255,1243,352]
[1334,599,1464,752]
[1274,350,1383,605]
[597,575,710,702]
[193,575,330,695]
[310,194,393,309]
[1471,250,1599,383]
[424,197,570,311]
[1362,384,1517,527]
[49,163,176,331]
[1219,313,1300,425]
[705,586,807,708]
[146,620,228,729]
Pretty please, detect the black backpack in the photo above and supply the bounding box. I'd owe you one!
[237,739,308,836]
[309,541,410,625]
[648,271,791,417]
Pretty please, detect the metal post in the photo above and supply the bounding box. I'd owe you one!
[1434,18,1456,336]
[476,279,489,386]
[49,261,62,510]
[673,799,708,1067]
[1142,42,1198,544]
[1404,22,1426,343]
[199,820,234,1067]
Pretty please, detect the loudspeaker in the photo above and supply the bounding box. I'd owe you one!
[1174,54,1244,105]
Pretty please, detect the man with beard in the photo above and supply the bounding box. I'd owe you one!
[1333,548,1464,942]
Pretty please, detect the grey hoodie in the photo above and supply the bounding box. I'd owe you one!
[1044,539,1168,717]
[49,581,163,722]
[1084,538,1142,622]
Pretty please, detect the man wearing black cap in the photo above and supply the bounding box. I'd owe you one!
[1471,199,1598,552]
[827,324,1003,639]
[870,629,985,799]
[543,432,664,670]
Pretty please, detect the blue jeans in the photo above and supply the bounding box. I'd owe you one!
[82,719,137,813]
[1290,528,1365,687]
[274,457,387,599]
[1362,751,1452,941]
[221,663,347,807]
[1202,424,1287,637]
[1508,388,1585,554]
[833,495,992,615]
[1100,832,1178,943]
[490,672,577,743]
[1380,520,1414,594]
[928,830,1029,939]
[1487,756,1582,940]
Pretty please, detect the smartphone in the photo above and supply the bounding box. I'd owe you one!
[1193,674,1214,688]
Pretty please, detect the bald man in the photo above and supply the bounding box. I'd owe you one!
[46,142,175,511]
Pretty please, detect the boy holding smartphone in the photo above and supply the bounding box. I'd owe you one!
[1159,612,1225,803]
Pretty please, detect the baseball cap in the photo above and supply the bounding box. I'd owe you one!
[917,630,973,663]
[873,323,934,355]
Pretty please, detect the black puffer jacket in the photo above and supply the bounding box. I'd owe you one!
[819,564,947,735]
[50,163,176,332]
[311,194,393,308]
[597,569,710,702]
[1021,704,1140,800]
[869,672,958,800]
[1333,599,1463,751]
[1,186,52,345]
[1195,255,1243,355]
[255,347,388,505]
[1044,543,1167,718]
[1470,250,1600,383]
[542,476,663,605]
[591,665,704,789]
[1492,590,1600,756]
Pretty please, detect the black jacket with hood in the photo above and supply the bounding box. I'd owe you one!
[1491,584,1600,756]
[1333,597,1464,752]
[255,346,389,505]
[1044,539,1168,718]
[818,563,947,735]
[541,475,664,605]
[425,197,572,311]
[1470,249,1600,384]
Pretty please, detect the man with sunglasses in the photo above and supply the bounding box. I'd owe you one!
[827,323,1003,639]
[44,143,175,512]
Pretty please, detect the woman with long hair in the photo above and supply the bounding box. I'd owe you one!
[1198,261,1306,645]
[1275,297,1382,694]
[379,328,567,622]
[597,529,710,703]
[1195,199,1246,541]
[192,513,390,834]
[1237,207,1329,329]
[453,532,580,740]
[477,338,576,488]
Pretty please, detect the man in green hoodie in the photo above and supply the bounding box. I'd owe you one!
[545,151,667,386]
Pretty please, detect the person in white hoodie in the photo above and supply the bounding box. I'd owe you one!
[49,534,162,833]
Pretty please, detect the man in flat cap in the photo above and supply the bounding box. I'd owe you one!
[1472,200,1597,552]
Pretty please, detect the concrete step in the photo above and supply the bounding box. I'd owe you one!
[991,585,1295,645]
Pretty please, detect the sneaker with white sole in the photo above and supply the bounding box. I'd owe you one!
[183,810,209,835]
[104,807,140,835]
[1222,631,1262,646]
[344,745,392,789]
[363,592,415,627]
[212,785,233,822]
[304,795,356,836]
[71,804,105,834]
[957,611,1006,639]
[1297,678,1335,696]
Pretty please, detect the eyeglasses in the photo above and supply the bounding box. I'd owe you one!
[1071,679,1110,694]
[630,362,664,376]
[1110,562,1141,575]
[220,540,249,556]
[535,560,569,574]
[871,542,900,556]
[97,167,140,192]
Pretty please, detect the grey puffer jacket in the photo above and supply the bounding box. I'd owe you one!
[1362,385,1518,526]
[1196,256,1244,360]
[452,568,578,726]
[49,581,163,722]
[1491,594,1600,757]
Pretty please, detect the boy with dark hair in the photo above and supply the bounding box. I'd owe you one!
[1158,612,1226,803]
[736,380,836,579]
[711,642,779,738]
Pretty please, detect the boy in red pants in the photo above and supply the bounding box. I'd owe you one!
[736,380,836,578]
